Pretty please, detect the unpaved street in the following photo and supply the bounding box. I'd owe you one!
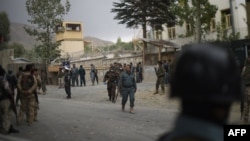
[7,82,241,141]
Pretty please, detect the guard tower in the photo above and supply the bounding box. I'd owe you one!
[55,21,84,59]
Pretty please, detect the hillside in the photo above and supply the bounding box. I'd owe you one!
[84,36,114,47]
[9,23,114,50]
[9,23,38,50]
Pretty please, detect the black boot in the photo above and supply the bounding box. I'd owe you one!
[8,125,19,134]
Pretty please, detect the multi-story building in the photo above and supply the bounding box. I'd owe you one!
[55,21,84,59]
[158,0,247,46]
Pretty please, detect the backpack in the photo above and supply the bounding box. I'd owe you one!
[20,74,34,90]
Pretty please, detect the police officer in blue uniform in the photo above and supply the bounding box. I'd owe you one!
[119,64,137,113]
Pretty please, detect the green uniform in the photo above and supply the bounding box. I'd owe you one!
[17,72,37,126]
[155,66,165,93]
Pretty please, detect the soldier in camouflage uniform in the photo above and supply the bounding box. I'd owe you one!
[103,65,120,103]
[17,64,37,126]
[154,61,165,94]
[242,57,250,124]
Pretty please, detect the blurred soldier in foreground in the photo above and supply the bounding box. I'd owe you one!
[119,64,137,113]
[158,43,242,141]
[242,56,250,124]
[0,66,19,134]
[154,61,165,94]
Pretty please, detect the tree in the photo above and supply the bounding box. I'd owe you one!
[0,12,10,50]
[173,0,217,43]
[25,0,70,63]
[111,0,175,43]
[8,42,26,58]
[215,14,240,42]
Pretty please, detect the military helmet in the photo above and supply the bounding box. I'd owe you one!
[170,43,243,103]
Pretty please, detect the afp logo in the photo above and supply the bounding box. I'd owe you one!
[224,125,250,141]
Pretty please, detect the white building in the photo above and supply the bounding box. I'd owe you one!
[158,0,247,46]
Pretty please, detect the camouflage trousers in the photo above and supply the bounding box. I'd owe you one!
[156,77,165,91]
[0,99,12,134]
[18,93,36,125]
[243,87,250,121]
[107,82,116,101]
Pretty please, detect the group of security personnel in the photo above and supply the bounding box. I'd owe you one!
[0,63,44,135]
[103,62,137,113]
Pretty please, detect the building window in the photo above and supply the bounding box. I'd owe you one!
[221,9,232,29]
[186,23,193,36]
[210,18,216,32]
[66,24,81,31]
[168,26,176,39]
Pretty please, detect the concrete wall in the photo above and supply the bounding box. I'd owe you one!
[59,40,84,57]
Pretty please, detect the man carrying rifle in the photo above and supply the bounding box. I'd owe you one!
[0,65,19,134]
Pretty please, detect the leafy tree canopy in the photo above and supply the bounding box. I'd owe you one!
[111,0,175,38]
[172,0,217,42]
[25,0,70,63]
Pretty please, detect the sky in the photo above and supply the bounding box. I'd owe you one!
[0,0,246,42]
[0,0,138,43]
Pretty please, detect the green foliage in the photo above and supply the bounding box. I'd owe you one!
[104,39,134,52]
[216,21,240,41]
[172,0,217,42]
[84,44,92,53]
[8,42,26,58]
[111,0,175,39]
[25,0,71,63]
[23,48,39,62]
[0,12,10,50]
